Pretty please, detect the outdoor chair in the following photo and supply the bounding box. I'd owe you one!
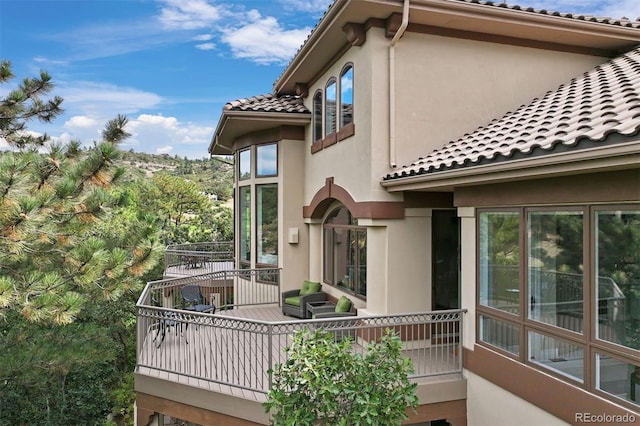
[181,285,216,314]
[281,280,326,318]
[309,296,356,319]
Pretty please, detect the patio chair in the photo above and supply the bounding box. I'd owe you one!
[282,280,327,318]
[181,285,216,313]
[310,296,356,319]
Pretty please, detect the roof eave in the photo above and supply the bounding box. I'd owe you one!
[209,110,311,155]
[380,142,640,192]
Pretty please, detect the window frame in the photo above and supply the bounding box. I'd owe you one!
[256,143,278,178]
[255,183,278,267]
[322,205,367,299]
[476,204,640,410]
[339,64,354,129]
[313,90,323,143]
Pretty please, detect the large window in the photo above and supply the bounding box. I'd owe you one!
[477,205,640,409]
[323,206,366,298]
[236,144,279,269]
[257,184,277,266]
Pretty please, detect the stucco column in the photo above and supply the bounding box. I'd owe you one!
[458,207,476,351]
[305,219,322,282]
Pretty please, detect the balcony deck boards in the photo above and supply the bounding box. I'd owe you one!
[137,305,461,403]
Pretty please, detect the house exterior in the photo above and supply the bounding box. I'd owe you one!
[136,0,640,424]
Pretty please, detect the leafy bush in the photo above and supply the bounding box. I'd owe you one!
[264,328,418,425]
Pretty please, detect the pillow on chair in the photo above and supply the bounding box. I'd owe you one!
[300,280,321,295]
[336,296,352,313]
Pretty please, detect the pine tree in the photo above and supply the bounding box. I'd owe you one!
[0,60,162,324]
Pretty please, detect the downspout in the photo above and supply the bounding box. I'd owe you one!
[389,0,409,169]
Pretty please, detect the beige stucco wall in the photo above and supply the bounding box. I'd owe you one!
[392,32,608,170]
[279,139,308,291]
[465,371,569,426]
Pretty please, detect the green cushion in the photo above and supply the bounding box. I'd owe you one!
[300,280,321,296]
[336,296,352,313]
[285,296,301,307]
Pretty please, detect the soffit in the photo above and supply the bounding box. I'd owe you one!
[274,0,640,94]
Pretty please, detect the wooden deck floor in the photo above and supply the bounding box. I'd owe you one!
[137,305,461,403]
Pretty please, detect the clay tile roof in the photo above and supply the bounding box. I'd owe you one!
[384,47,640,181]
[223,93,309,114]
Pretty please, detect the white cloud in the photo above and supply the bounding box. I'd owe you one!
[221,10,310,65]
[195,42,216,51]
[193,34,213,41]
[60,81,163,116]
[157,0,223,30]
[65,116,99,129]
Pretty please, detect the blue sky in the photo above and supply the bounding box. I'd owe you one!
[1,0,639,159]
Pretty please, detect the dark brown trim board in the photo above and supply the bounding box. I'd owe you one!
[464,346,639,424]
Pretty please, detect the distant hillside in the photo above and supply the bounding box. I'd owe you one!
[117,150,234,202]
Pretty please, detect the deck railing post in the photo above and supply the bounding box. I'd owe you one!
[267,322,274,391]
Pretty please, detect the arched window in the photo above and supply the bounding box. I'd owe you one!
[313,91,323,142]
[325,79,337,136]
[340,65,353,128]
[323,205,367,298]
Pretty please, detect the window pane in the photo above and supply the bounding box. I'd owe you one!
[528,211,584,333]
[479,315,520,355]
[596,352,640,407]
[256,144,277,177]
[313,92,322,142]
[257,184,278,265]
[323,227,334,284]
[340,66,353,128]
[239,149,251,180]
[239,186,251,263]
[357,229,366,297]
[528,330,584,382]
[325,79,337,135]
[479,211,520,314]
[596,210,640,351]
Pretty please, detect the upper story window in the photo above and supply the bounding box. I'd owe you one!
[256,143,278,177]
[340,65,353,128]
[312,64,355,152]
[325,78,337,136]
[313,91,322,143]
[239,149,251,180]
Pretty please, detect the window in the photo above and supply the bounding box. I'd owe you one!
[239,186,251,266]
[477,205,640,409]
[325,79,337,136]
[340,65,353,128]
[257,184,278,266]
[256,143,277,177]
[313,91,322,142]
[239,149,251,180]
[323,206,366,298]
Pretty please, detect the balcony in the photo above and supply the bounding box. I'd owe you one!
[163,241,235,278]
[135,244,467,424]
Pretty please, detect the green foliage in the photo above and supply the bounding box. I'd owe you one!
[264,328,418,426]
